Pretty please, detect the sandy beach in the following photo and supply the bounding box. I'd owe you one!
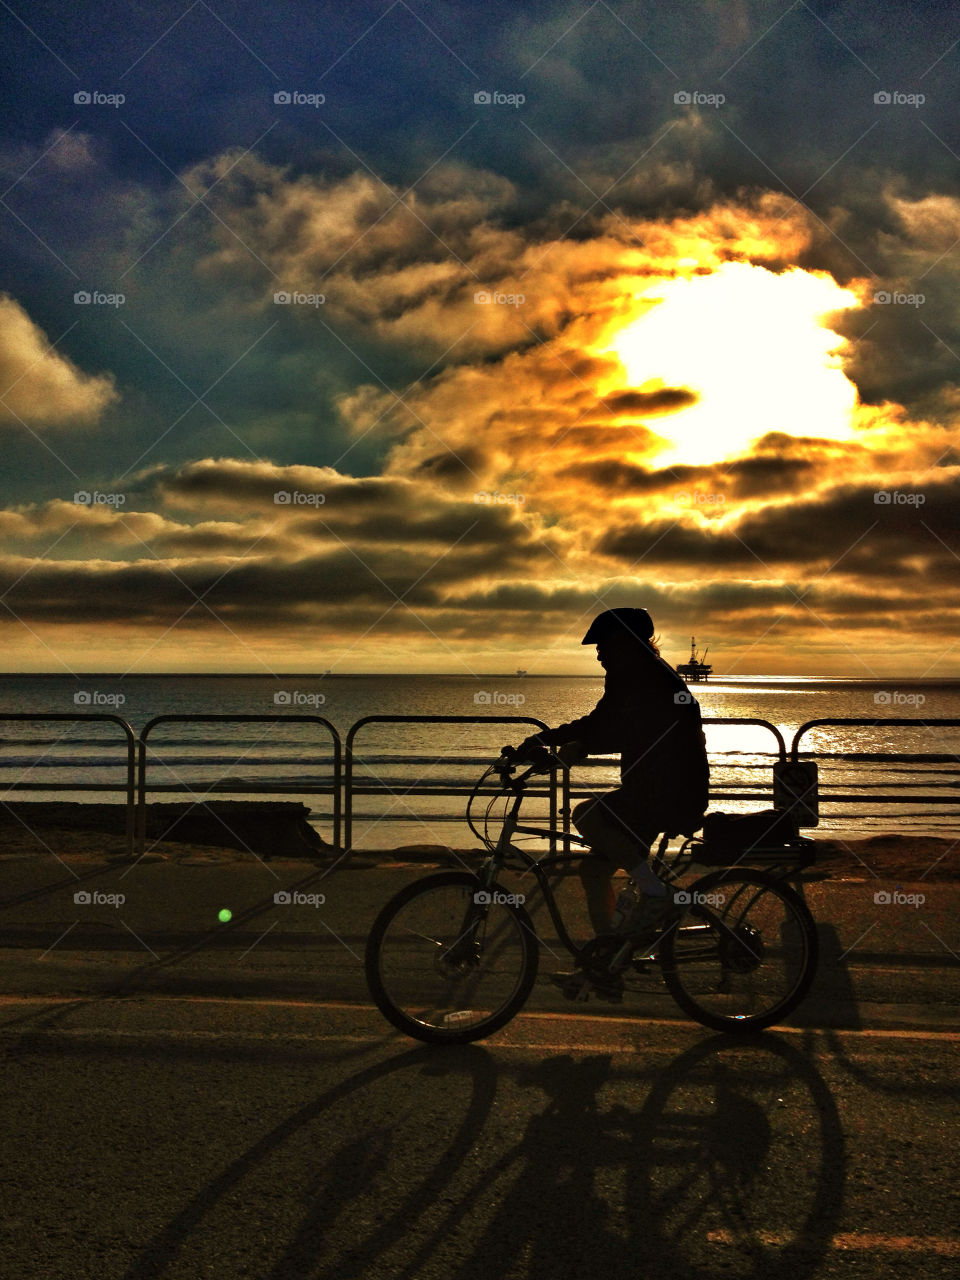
[0,812,956,882]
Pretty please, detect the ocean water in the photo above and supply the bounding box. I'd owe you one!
[1,674,959,848]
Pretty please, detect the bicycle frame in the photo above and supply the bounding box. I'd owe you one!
[472,761,696,964]
[470,756,768,970]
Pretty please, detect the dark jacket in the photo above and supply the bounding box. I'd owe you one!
[536,651,710,832]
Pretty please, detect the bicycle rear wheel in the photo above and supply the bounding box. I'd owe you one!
[365,871,539,1044]
[659,868,819,1033]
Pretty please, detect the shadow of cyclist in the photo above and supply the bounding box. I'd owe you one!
[435,1034,844,1280]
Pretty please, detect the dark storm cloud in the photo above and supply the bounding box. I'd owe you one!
[560,454,816,497]
[597,472,960,573]
[600,387,698,415]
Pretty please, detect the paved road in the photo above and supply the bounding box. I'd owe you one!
[0,997,958,1280]
[0,857,958,1025]
[1,854,958,1278]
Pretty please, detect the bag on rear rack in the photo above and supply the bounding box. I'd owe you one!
[699,809,798,858]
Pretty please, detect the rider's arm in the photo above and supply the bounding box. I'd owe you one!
[520,691,624,755]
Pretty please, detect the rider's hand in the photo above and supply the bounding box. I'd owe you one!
[515,734,545,761]
[555,739,587,768]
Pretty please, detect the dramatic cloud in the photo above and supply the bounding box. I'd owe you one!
[0,295,117,428]
[2,2,960,672]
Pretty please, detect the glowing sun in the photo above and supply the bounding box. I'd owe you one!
[605,261,862,464]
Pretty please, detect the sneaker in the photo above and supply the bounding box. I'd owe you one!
[549,934,626,1001]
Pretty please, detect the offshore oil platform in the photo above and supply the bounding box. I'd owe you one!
[676,636,712,682]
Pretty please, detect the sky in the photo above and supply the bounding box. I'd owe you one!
[1,0,960,675]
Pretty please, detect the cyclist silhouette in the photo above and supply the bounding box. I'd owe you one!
[516,607,709,940]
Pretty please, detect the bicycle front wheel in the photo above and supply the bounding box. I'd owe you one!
[659,869,819,1033]
[365,871,539,1044]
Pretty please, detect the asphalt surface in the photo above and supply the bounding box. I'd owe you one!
[0,853,958,1278]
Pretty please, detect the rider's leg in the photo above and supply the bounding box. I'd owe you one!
[573,794,654,932]
[578,850,618,934]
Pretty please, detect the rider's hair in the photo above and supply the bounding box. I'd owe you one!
[647,633,662,658]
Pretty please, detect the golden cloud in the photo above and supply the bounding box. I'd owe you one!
[0,295,117,428]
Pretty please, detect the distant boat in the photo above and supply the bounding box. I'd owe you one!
[516,669,527,677]
[676,637,712,683]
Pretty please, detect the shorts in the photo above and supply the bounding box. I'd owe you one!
[571,790,659,873]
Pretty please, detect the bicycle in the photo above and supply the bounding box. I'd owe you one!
[365,744,820,1043]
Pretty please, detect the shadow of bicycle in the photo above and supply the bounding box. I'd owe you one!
[114,1027,842,1280]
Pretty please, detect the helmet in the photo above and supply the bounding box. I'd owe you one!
[581,607,654,645]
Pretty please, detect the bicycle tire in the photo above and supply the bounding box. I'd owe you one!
[658,867,819,1033]
[365,870,540,1044]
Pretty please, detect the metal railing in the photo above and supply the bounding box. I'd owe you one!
[345,715,557,853]
[137,714,342,855]
[790,718,960,825]
[2,712,957,861]
[344,714,787,853]
[0,714,137,856]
